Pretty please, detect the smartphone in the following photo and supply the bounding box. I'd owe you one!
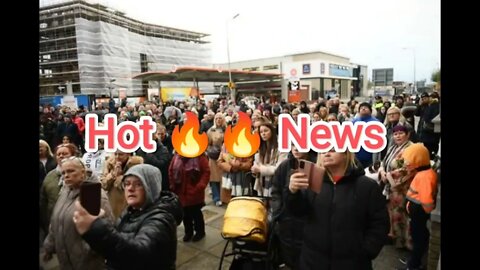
[298,159,324,194]
[80,181,101,215]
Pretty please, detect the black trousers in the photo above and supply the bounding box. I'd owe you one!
[183,203,205,236]
[408,202,430,268]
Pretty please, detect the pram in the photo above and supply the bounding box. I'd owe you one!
[218,200,278,270]
[218,173,279,270]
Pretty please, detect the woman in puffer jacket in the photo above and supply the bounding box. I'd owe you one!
[287,150,389,270]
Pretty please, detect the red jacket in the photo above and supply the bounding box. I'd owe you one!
[169,154,210,207]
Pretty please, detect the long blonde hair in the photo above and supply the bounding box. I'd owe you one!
[39,139,53,158]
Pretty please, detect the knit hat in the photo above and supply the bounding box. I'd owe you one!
[420,92,430,98]
[359,102,372,112]
[392,124,408,133]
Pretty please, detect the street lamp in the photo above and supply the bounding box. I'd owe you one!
[402,47,416,93]
[227,13,239,103]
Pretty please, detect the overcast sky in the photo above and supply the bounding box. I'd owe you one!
[41,0,440,83]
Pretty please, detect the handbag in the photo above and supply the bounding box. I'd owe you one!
[206,145,221,160]
[222,196,268,243]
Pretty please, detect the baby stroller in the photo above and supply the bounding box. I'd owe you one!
[218,173,279,270]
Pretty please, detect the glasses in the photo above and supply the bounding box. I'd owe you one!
[122,181,144,190]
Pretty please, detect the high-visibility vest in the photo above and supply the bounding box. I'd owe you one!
[406,169,438,213]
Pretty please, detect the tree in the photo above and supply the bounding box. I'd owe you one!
[431,69,440,83]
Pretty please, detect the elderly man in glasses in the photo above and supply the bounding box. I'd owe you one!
[72,164,183,270]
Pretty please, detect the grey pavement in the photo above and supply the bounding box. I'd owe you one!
[40,190,409,270]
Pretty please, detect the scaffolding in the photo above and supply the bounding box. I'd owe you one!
[39,0,212,97]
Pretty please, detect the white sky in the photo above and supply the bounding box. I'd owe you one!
[41,0,440,83]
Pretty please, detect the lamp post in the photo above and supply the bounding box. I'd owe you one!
[402,47,416,93]
[227,13,239,103]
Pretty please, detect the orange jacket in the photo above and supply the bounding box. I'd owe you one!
[406,169,437,213]
[402,143,438,213]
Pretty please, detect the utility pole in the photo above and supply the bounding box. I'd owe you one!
[226,13,239,103]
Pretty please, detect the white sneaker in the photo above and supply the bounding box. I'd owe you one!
[215,201,223,207]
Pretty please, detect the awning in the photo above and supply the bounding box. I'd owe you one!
[132,66,283,83]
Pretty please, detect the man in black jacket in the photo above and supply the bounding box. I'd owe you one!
[73,164,183,270]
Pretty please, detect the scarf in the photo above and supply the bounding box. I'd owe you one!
[171,155,200,183]
[383,141,412,172]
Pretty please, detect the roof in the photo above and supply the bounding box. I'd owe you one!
[132,66,283,83]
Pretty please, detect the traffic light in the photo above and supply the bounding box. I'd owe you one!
[228,81,235,89]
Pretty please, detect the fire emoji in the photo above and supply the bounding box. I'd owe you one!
[224,112,260,158]
[172,111,208,158]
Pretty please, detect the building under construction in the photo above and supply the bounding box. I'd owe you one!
[39,0,212,97]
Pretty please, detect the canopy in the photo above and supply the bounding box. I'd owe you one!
[132,66,283,83]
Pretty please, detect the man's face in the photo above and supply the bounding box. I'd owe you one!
[359,106,371,117]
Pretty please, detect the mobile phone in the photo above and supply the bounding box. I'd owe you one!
[80,181,101,215]
[298,159,324,194]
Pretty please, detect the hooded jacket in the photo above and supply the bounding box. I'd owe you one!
[83,164,183,270]
[286,163,389,270]
[403,143,438,213]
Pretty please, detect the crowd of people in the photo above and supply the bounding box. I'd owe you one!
[39,91,440,270]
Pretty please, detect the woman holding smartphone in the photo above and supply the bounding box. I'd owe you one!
[270,145,317,269]
[287,149,389,270]
[42,156,114,270]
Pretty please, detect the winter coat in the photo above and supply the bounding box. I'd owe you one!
[136,141,172,191]
[270,154,315,268]
[207,127,225,182]
[43,176,114,270]
[101,155,144,219]
[286,164,389,270]
[40,168,62,232]
[39,156,57,186]
[83,164,183,270]
[169,154,210,207]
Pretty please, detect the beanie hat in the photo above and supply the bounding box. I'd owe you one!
[359,102,372,112]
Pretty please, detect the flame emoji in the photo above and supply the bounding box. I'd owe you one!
[172,111,208,158]
[224,112,260,158]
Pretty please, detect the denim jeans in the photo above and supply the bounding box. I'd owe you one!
[210,182,220,203]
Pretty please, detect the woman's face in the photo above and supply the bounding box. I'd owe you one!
[320,150,346,170]
[61,159,86,189]
[393,131,409,145]
[387,111,400,122]
[214,115,224,126]
[259,125,272,141]
[291,145,308,160]
[56,146,73,163]
[62,136,71,144]
[123,175,146,209]
[39,144,48,157]
[115,151,130,164]
[313,113,320,122]
[327,115,337,122]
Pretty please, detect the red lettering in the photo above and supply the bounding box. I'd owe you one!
[363,123,387,152]
[85,114,157,153]
[85,114,115,152]
[331,122,363,151]
[310,123,332,151]
[278,114,309,151]
[117,123,140,151]
[138,117,156,152]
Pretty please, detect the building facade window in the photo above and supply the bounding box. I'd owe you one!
[263,64,278,70]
